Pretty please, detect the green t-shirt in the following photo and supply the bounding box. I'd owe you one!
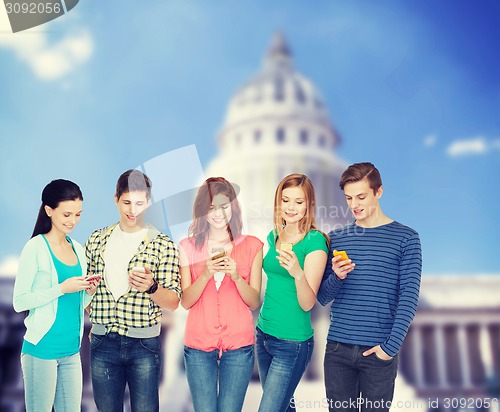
[257,229,328,341]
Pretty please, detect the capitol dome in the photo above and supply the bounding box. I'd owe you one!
[218,33,340,159]
[206,32,349,237]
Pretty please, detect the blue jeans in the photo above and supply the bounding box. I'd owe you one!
[256,328,314,412]
[21,352,82,412]
[90,333,161,412]
[184,345,254,412]
[324,341,398,412]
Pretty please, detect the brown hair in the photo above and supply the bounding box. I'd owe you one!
[188,177,243,249]
[339,162,382,194]
[274,174,328,242]
[116,169,152,200]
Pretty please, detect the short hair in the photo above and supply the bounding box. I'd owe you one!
[115,169,152,200]
[339,162,382,194]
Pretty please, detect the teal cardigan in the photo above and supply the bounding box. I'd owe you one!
[13,235,92,345]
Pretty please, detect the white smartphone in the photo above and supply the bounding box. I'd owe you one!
[131,266,146,273]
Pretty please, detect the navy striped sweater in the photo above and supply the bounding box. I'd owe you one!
[317,221,422,357]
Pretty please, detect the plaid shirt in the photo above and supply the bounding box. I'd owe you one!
[85,223,180,336]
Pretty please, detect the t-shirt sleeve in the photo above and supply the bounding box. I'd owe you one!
[305,230,329,255]
[266,231,277,248]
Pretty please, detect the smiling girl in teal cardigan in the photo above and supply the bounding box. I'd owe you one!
[13,179,97,412]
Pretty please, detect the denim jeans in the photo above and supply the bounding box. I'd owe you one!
[90,333,161,412]
[324,341,398,412]
[21,352,82,412]
[184,344,254,412]
[256,327,314,412]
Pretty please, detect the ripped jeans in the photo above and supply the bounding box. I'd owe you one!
[90,333,161,412]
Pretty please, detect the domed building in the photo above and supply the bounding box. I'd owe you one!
[206,33,349,237]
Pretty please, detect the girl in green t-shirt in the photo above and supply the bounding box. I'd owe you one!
[256,173,329,412]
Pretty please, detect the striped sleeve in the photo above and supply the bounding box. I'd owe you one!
[317,243,344,306]
[381,232,422,356]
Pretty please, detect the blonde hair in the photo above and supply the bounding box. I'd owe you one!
[274,174,321,237]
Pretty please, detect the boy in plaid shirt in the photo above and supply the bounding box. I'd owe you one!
[85,169,180,412]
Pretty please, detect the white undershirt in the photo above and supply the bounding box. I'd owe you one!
[103,226,147,301]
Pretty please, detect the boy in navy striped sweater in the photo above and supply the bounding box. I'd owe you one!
[318,162,422,412]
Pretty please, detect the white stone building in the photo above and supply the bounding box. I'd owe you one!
[2,34,500,412]
[205,33,349,239]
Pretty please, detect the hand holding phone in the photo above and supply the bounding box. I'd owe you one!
[210,248,226,290]
[129,266,154,293]
[333,250,349,261]
[332,250,354,280]
[211,248,226,261]
[85,274,101,283]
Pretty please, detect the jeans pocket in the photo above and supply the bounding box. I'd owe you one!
[139,336,161,354]
[373,353,395,363]
[239,344,255,355]
[325,341,340,354]
[90,334,105,350]
[183,346,202,359]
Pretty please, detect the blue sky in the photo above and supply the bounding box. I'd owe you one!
[1,0,499,275]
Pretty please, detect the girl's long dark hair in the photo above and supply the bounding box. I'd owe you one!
[189,177,243,249]
[31,179,83,238]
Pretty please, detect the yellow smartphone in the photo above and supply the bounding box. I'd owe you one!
[280,242,293,251]
[333,250,349,261]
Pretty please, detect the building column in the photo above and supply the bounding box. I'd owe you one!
[457,325,472,388]
[435,325,449,388]
[479,324,494,378]
[412,326,425,388]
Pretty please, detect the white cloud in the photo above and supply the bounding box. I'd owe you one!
[0,255,19,278]
[446,137,490,157]
[0,3,93,80]
[30,31,93,80]
[423,134,437,147]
